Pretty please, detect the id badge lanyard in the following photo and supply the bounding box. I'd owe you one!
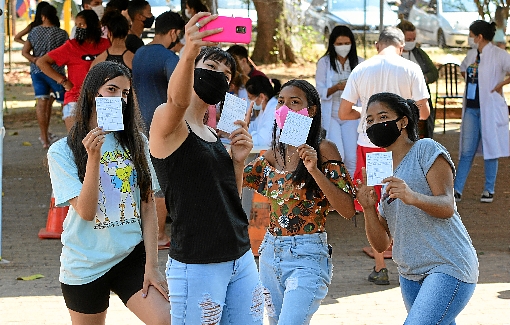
[467,53,480,100]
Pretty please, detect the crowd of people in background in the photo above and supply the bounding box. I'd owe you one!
[15,0,510,323]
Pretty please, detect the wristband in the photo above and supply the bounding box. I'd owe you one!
[59,77,68,85]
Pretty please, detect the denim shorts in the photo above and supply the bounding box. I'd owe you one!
[258,231,333,325]
[62,102,77,120]
[31,71,65,103]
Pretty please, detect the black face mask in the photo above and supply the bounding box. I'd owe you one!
[366,116,403,148]
[143,15,155,29]
[193,68,229,105]
[75,27,87,41]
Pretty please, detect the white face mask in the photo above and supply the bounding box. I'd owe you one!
[91,5,104,20]
[403,41,416,51]
[468,37,478,49]
[252,97,263,111]
[334,44,351,58]
[185,8,192,19]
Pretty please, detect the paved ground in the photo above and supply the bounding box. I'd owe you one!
[0,114,509,324]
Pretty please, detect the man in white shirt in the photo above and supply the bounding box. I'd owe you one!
[339,26,430,285]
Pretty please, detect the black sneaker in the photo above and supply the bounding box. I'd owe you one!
[480,190,494,203]
[367,267,390,285]
[454,191,462,202]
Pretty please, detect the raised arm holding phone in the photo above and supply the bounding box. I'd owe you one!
[149,13,263,324]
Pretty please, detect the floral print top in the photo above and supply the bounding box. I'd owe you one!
[243,156,355,236]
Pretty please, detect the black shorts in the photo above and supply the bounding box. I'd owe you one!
[61,241,146,314]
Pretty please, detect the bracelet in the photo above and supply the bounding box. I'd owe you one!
[59,77,68,85]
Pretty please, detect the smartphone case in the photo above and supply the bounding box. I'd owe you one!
[199,16,252,44]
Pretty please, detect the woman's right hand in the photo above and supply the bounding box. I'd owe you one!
[82,127,106,158]
[183,12,222,56]
[355,167,378,209]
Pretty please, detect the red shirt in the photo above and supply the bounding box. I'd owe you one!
[48,38,110,105]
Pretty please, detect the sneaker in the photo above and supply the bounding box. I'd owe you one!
[367,267,390,285]
[480,190,494,203]
[454,191,462,202]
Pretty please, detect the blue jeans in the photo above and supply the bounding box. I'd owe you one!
[165,250,263,325]
[400,273,476,325]
[454,107,498,194]
[258,231,333,325]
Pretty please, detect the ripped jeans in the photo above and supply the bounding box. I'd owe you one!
[258,231,333,325]
[166,250,263,325]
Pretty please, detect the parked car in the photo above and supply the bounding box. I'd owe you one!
[304,0,399,45]
[408,0,480,48]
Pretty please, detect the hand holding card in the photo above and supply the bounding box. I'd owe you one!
[366,152,393,186]
[217,93,249,134]
[95,97,124,131]
[278,111,313,147]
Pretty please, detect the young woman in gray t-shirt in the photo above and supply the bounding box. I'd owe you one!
[356,92,478,324]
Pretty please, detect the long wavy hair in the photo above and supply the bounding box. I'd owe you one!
[323,25,359,72]
[67,61,152,202]
[272,79,323,193]
[367,92,419,142]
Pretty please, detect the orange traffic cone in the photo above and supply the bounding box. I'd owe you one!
[38,192,69,239]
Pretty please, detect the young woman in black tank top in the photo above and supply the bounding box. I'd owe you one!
[91,10,134,70]
[149,13,263,324]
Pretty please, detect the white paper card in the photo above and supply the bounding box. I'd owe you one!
[366,151,393,186]
[95,97,124,131]
[217,93,248,134]
[278,111,313,147]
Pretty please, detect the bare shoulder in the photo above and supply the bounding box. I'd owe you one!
[319,139,342,161]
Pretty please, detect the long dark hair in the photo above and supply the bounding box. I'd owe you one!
[469,20,496,42]
[245,76,281,99]
[272,79,323,193]
[367,92,419,141]
[40,4,60,27]
[323,25,359,72]
[101,9,130,39]
[29,1,52,30]
[75,10,102,45]
[67,61,152,202]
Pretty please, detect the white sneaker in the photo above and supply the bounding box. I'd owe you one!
[480,190,494,203]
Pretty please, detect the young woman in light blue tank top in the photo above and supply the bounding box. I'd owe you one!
[356,92,478,325]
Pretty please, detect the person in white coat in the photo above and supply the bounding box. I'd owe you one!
[315,25,363,177]
[455,20,510,203]
[246,76,281,147]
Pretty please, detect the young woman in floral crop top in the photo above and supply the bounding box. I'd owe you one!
[244,79,356,324]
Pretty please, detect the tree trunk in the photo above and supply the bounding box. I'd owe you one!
[252,0,284,64]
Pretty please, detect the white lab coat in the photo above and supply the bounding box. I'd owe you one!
[248,96,278,147]
[315,55,364,134]
[460,43,510,160]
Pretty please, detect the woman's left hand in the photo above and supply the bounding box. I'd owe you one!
[298,144,318,172]
[382,176,416,205]
[142,265,169,301]
[230,120,253,163]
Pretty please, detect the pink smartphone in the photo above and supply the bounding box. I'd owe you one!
[199,16,252,44]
